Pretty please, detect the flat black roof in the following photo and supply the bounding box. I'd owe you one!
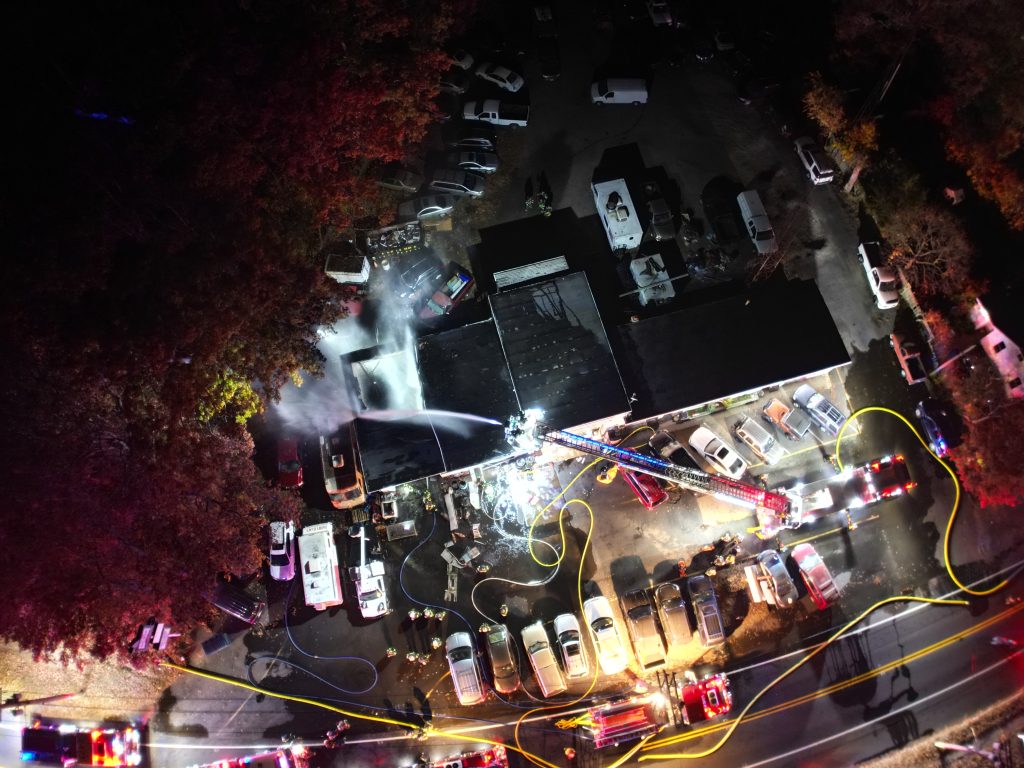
[354,320,518,492]
[616,278,851,420]
[490,272,630,430]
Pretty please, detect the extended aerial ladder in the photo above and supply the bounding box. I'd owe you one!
[506,411,801,536]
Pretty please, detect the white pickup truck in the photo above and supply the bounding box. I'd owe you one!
[858,241,900,309]
[462,99,529,127]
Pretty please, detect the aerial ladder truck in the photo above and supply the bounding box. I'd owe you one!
[505,410,802,537]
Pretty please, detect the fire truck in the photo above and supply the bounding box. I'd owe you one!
[298,523,343,610]
[187,743,310,768]
[505,411,801,537]
[780,454,916,521]
[410,745,509,768]
[21,724,142,767]
[677,671,732,725]
[580,695,666,749]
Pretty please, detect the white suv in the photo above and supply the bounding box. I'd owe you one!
[445,632,485,705]
[794,137,836,185]
[583,596,629,675]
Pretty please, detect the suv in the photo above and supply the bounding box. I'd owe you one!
[554,612,590,679]
[446,632,486,705]
[687,575,725,647]
[620,590,667,672]
[204,579,265,626]
[521,621,567,698]
[793,384,846,436]
[734,417,786,465]
[268,520,296,581]
[484,624,521,694]
[428,169,486,198]
[794,136,837,185]
[653,582,691,649]
[761,398,813,441]
[889,333,929,384]
[646,198,674,241]
[791,543,839,610]
[398,255,444,299]
[756,550,798,607]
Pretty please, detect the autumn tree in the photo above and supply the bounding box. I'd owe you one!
[883,204,974,298]
[802,72,878,190]
[1,0,473,661]
[948,401,1024,509]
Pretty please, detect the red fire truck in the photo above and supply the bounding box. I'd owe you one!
[20,724,142,767]
[584,696,666,749]
[678,671,733,726]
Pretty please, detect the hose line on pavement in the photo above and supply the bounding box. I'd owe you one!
[835,406,1011,597]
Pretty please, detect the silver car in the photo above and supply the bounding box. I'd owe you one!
[689,425,748,479]
[445,632,485,705]
[377,168,423,194]
[427,169,486,198]
[484,624,520,694]
[653,582,691,649]
[396,194,458,222]
[553,612,590,679]
[445,151,500,175]
[475,62,525,93]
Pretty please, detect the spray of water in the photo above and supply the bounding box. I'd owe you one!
[360,408,502,438]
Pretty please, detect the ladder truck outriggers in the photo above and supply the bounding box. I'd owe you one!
[506,410,802,537]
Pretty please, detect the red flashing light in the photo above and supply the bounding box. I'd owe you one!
[91,732,101,742]
[895,454,905,462]
[870,460,881,472]
[905,482,917,490]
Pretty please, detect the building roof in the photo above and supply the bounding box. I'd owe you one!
[982,275,1024,346]
[490,272,630,430]
[616,279,851,420]
[353,321,519,492]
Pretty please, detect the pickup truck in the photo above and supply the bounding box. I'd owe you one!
[890,333,929,384]
[462,99,529,127]
[859,241,900,310]
[762,398,813,440]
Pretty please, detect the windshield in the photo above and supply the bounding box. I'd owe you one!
[879,279,899,291]
[755,228,775,241]
[270,553,290,566]
[593,617,613,633]
[449,647,472,662]
[358,588,381,601]
[279,460,301,472]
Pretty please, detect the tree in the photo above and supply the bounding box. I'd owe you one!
[803,72,847,139]
[883,204,974,298]
[949,402,1024,509]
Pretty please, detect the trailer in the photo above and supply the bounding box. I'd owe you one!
[298,523,343,610]
[593,178,643,253]
[324,253,370,285]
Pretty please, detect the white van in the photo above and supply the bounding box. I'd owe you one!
[591,78,649,105]
[736,190,777,255]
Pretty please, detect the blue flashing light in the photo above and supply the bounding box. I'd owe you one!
[22,753,36,761]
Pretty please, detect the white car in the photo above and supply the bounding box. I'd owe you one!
[858,241,900,309]
[646,0,674,26]
[396,194,458,222]
[449,49,474,71]
[521,621,567,698]
[268,521,296,581]
[689,426,748,479]
[475,62,525,93]
[446,632,485,705]
[554,612,590,679]
[428,169,486,198]
[583,596,628,675]
[445,151,499,175]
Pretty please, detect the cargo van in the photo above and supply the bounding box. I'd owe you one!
[591,78,649,105]
[736,190,777,255]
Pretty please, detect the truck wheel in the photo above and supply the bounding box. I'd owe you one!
[632,100,642,106]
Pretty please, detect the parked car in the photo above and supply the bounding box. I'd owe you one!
[428,168,486,198]
[689,425,747,479]
[713,28,736,51]
[449,49,474,70]
[397,194,458,222]
[443,122,498,152]
[890,333,929,384]
[653,582,691,649]
[793,136,836,185]
[687,575,725,647]
[475,62,525,92]
[419,266,474,319]
[277,438,303,488]
[756,550,798,607]
[521,621,567,697]
[440,68,471,95]
[649,430,700,469]
[446,632,486,705]
[734,417,786,465]
[791,543,839,610]
[793,384,847,436]
[583,595,629,675]
[554,612,590,679]
[761,398,813,441]
[915,398,958,458]
[268,520,296,581]
[204,579,265,625]
[646,0,674,26]
[737,190,777,256]
[647,198,674,240]
[619,466,668,509]
[621,590,667,671]
[445,151,500,174]
[377,168,423,194]
[397,254,445,299]
[484,623,521,694]
[858,241,900,310]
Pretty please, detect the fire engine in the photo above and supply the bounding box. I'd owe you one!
[410,745,509,768]
[20,724,142,767]
[782,454,916,520]
[186,743,309,768]
[677,671,732,725]
[580,695,666,749]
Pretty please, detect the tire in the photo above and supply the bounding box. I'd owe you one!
[632,100,641,106]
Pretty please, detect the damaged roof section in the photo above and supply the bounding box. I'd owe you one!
[490,271,630,430]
